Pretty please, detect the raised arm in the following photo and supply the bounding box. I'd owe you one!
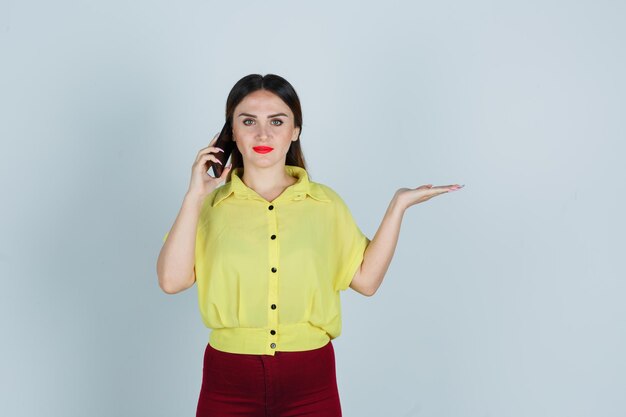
[349,183,464,296]
[157,133,231,294]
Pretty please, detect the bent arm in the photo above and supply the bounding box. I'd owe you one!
[157,193,204,294]
[350,197,405,296]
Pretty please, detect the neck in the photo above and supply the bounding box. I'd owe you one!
[241,163,296,195]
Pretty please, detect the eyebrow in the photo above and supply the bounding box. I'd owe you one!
[237,112,289,118]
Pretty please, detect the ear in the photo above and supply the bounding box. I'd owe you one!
[292,126,301,141]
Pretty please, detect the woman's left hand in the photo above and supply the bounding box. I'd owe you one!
[393,183,464,210]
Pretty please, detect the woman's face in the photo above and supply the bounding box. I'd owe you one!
[232,89,300,169]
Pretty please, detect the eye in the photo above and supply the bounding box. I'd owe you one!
[243,119,255,126]
[271,119,283,126]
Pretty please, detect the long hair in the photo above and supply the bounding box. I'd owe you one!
[220,74,309,182]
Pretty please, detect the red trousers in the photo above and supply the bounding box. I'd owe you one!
[196,339,342,417]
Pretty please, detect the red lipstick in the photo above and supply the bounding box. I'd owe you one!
[253,146,274,154]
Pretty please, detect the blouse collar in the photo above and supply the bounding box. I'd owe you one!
[212,165,330,206]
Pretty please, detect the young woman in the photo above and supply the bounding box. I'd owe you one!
[157,73,463,416]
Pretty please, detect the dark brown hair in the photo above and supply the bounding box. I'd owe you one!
[221,74,309,182]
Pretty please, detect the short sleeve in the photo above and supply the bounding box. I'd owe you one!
[331,195,371,292]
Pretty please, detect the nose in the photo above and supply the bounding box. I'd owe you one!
[256,123,270,140]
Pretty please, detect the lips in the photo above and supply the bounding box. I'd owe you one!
[253,146,274,154]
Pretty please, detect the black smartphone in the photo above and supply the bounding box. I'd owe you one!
[208,123,235,178]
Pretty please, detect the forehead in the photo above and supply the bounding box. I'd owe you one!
[236,90,292,115]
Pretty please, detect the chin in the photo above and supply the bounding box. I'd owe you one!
[245,154,285,166]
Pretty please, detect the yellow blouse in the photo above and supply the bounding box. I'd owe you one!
[162,165,370,355]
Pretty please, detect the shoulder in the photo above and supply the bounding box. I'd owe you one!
[202,181,234,210]
[308,182,356,217]
[309,181,344,203]
[197,186,225,226]
[200,186,220,209]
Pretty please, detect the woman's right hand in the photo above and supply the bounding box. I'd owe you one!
[187,132,232,200]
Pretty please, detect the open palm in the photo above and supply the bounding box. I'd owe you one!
[394,183,464,209]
